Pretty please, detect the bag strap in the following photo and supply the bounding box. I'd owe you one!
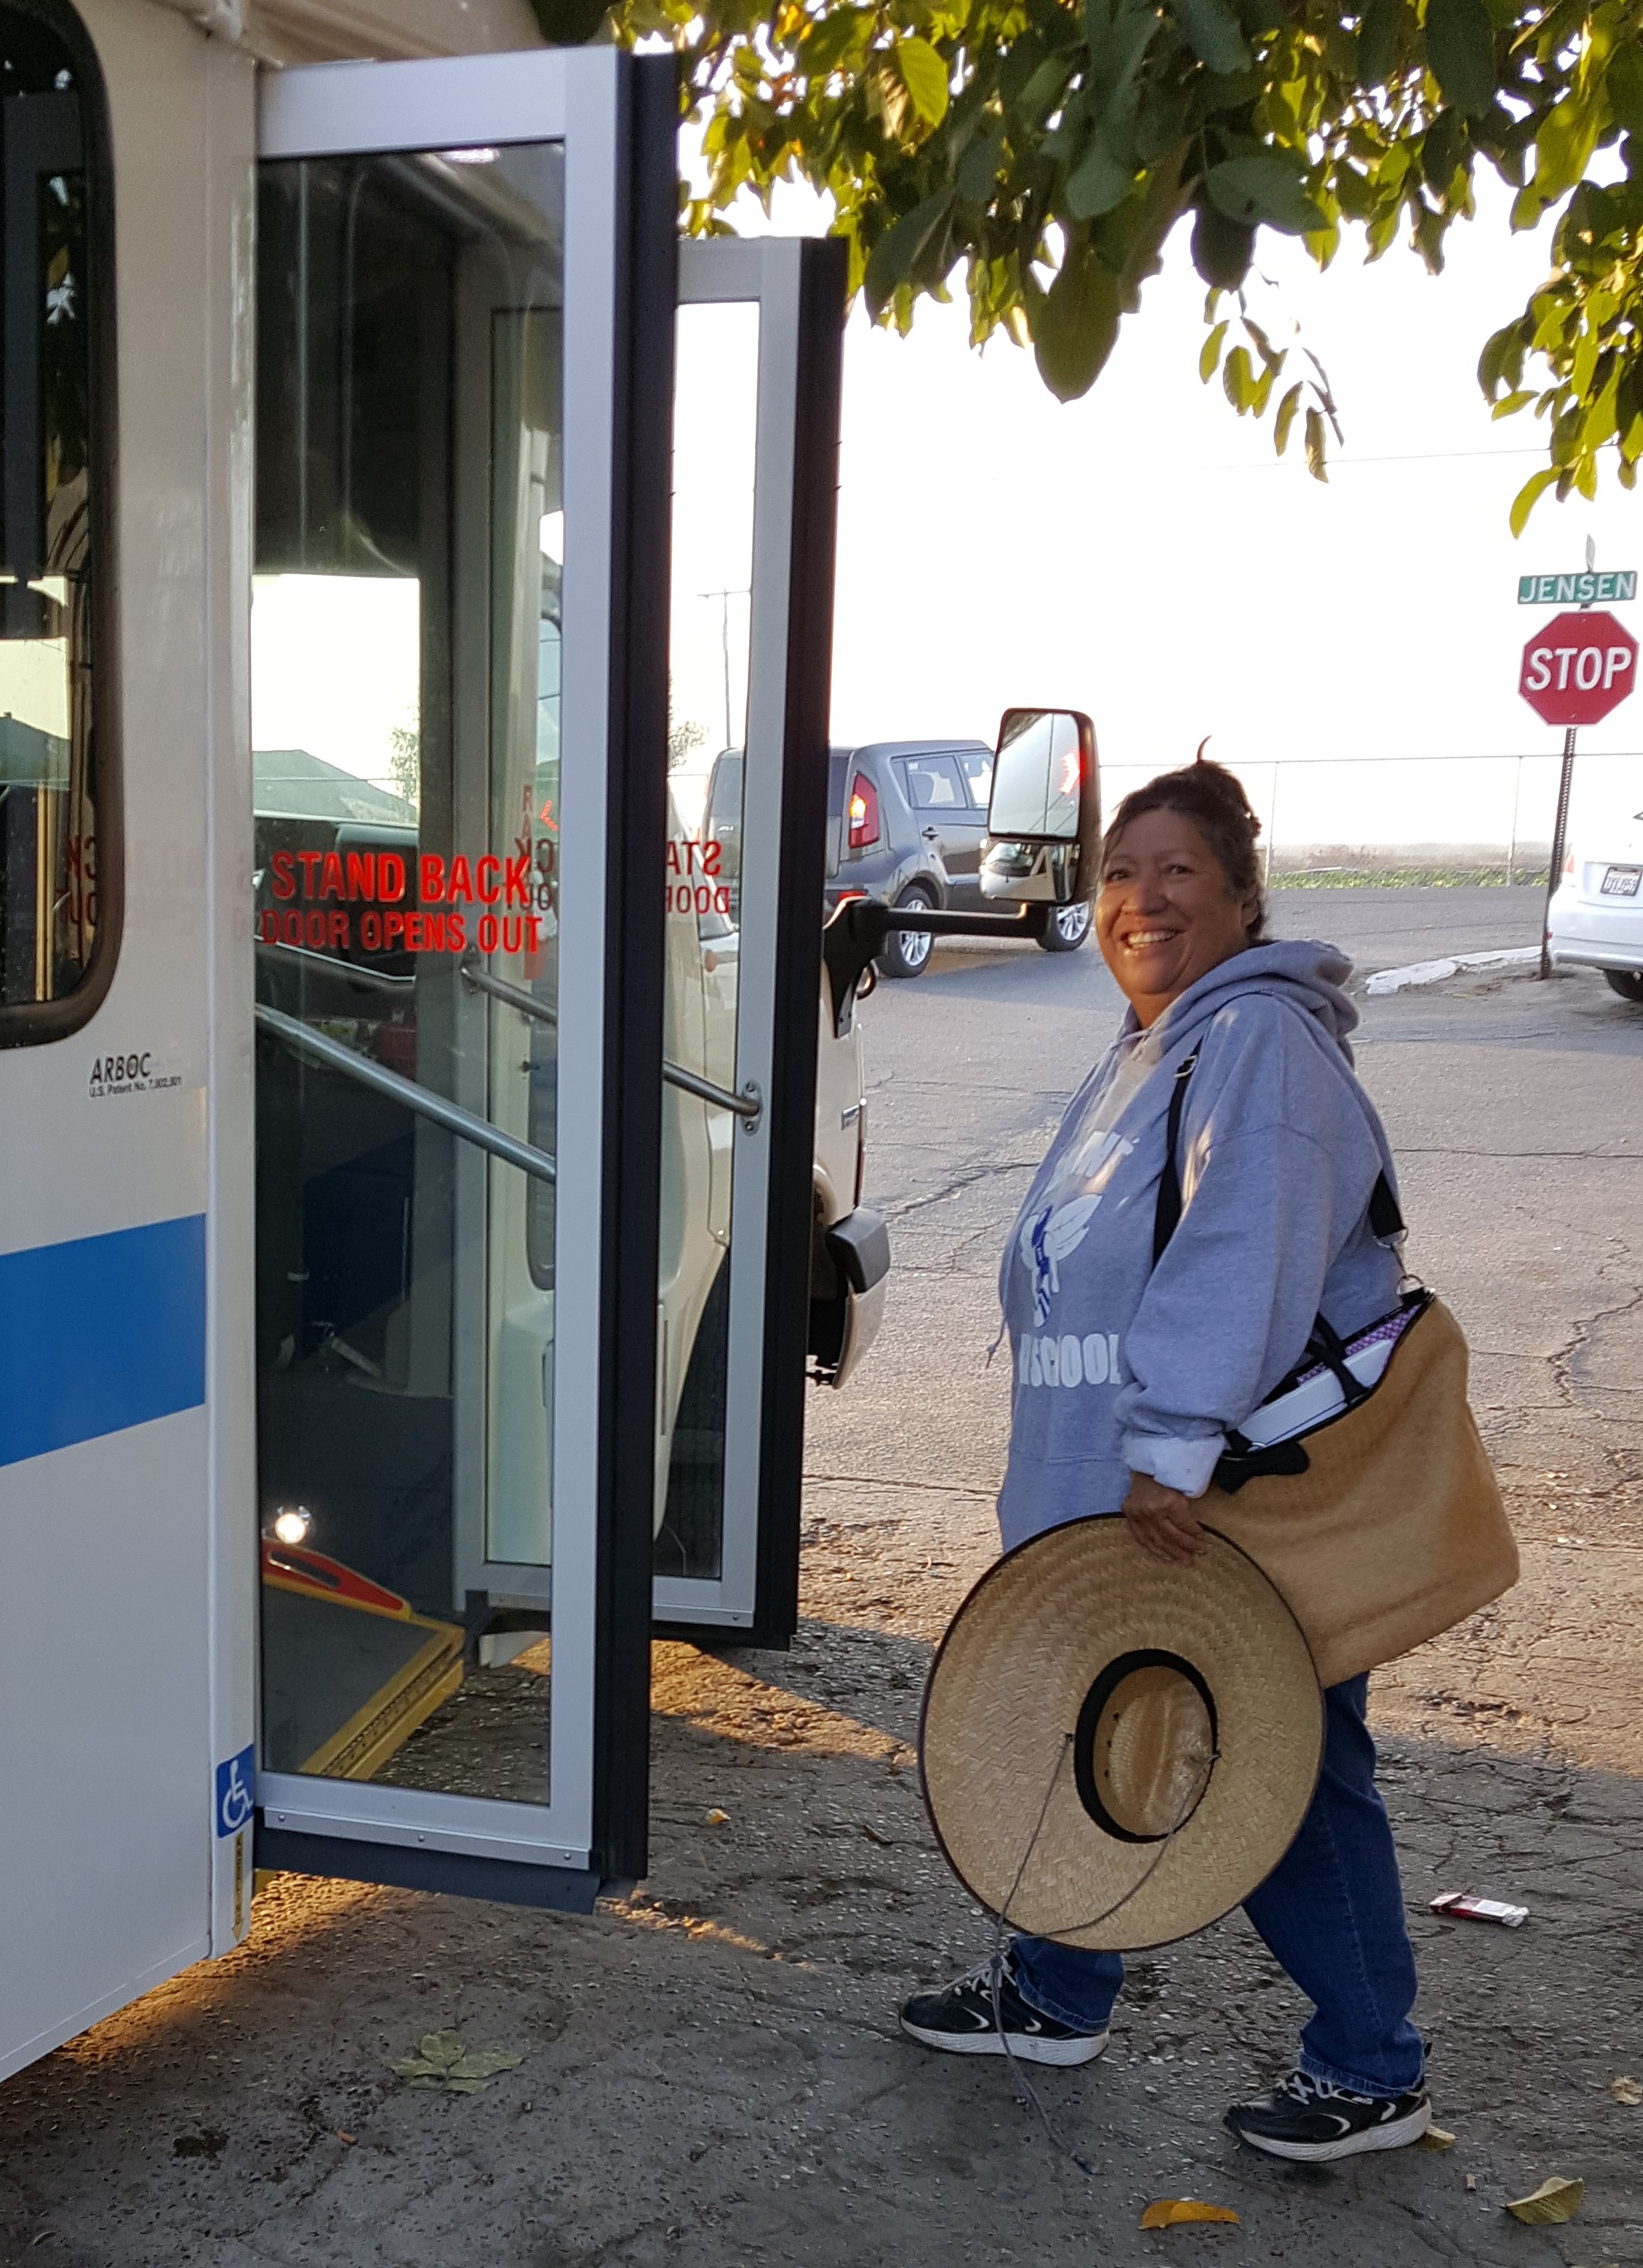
[1150,1051,1405,1268]
[1368,1172,1404,1241]
[1150,1051,1198,1266]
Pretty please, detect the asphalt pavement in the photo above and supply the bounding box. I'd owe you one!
[2,889,1638,2268]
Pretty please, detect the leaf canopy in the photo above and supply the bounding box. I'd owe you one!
[564,0,1643,525]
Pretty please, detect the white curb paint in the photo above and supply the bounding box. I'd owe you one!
[1365,946,1541,997]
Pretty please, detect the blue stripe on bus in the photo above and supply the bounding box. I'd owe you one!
[0,1213,207,1468]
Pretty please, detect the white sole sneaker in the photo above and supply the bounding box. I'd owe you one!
[1230,2097,1432,2163]
[897,2015,1109,2067]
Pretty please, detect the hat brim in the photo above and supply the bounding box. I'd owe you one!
[919,1520,1324,1950]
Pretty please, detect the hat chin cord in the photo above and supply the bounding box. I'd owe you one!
[982,1731,1219,2179]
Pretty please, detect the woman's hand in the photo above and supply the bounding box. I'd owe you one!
[1121,1472,1207,1567]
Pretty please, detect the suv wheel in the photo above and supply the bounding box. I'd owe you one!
[1605,968,1643,1004]
[879,885,936,979]
[1037,900,1093,954]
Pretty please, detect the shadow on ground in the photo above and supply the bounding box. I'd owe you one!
[2,1617,1638,2268]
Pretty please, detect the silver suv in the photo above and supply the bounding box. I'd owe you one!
[817,739,1094,976]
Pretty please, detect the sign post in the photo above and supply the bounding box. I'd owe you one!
[1516,590,1638,976]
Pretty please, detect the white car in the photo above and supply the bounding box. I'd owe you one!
[1546,807,1643,1002]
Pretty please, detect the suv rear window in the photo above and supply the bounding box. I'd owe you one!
[897,754,966,810]
[957,749,992,808]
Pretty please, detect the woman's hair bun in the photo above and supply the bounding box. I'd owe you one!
[1186,754,1263,838]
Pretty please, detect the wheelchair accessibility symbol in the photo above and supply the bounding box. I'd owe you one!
[215,1744,256,1837]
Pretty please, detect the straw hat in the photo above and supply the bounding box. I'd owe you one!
[920,1520,1324,1950]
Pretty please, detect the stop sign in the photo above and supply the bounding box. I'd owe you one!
[1519,609,1638,725]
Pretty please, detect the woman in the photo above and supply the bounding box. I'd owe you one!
[899,758,1430,2164]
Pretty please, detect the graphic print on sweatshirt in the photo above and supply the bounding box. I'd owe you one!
[1016,1125,1133,1329]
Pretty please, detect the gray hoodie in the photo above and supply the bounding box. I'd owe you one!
[996,939,1403,1551]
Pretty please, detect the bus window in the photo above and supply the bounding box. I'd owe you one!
[0,2,114,1041]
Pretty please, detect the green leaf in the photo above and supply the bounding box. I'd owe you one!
[1273,379,1303,453]
[407,2075,444,2090]
[797,6,869,78]
[1189,204,1254,287]
[1508,464,1559,537]
[1534,96,1602,204]
[443,2077,495,2095]
[864,190,953,319]
[1067,131,1135,219]
[956,131,1003,202]
[1206,153,1327,234]
[420,2031,466,2069]
[1421,110,1465,197]
[1477,318,1523,398]
[1029,244,1123,401]
[1424,0,1495,119]
[1222,341,1254,410]
[1172,0,1248,74]
[1088,8,1162,128]
[895,38,950,130]
[1357,0,1400,87]
[1605,41,1643,140]
[1304,403,1329,481]
[387,2058,438,2077]
[1490,388,1534,419]
[1199,317,1229,380]
[1242,316,1282,370]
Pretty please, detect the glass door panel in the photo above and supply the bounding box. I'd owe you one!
[253,139,564,1810]
[654,296,758,1583]
[650,238,846,1641]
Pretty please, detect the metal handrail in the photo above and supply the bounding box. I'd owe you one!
[459,952,761,1123]
[254,1002,556,1184]
[256,938,416,994]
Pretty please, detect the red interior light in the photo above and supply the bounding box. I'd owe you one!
[848,775,880,851]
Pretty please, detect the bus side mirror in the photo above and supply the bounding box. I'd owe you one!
[982,707,1100,907]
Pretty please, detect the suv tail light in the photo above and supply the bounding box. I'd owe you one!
[848,773,879,851]
[1564,849,1576,879]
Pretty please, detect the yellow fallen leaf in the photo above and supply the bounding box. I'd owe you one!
[705,1809,729,1826]
[1139,2200,1241,2230]
[1415,2125,1456,2151]
[1609,2076,1641,2106]
[1505,2176,1584,2225]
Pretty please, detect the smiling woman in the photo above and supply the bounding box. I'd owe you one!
[902,751,1446,2164]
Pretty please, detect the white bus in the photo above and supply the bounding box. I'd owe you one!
[0,0,889,2084]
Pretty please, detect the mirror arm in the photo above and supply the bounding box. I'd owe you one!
[822,898,1056,1036]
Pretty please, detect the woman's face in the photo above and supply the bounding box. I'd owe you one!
[1096,807,1258,1027]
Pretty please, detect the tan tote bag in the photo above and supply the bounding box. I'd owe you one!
[1152,1052,1517,1689]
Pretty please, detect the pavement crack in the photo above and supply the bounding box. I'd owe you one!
[877,1160,1035,1220]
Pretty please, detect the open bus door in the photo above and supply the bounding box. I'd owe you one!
[248,53,844,1905]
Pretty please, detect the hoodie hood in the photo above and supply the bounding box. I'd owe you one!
[1121,938,1359,1064]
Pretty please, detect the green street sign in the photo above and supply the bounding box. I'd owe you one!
[1519,570,1637,604]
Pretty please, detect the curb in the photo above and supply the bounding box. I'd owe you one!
[1364,946,1541,998]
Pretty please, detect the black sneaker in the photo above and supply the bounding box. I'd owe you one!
[898,1957,1109,2067]
[1225,2068,1431,2162]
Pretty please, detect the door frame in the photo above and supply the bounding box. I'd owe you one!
[651,235,846,1644]
[251,45,676,1901]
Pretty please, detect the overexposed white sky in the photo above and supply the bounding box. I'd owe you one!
[822,171,1641,779]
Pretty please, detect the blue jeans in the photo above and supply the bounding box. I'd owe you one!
[1012,1676,1424,2097]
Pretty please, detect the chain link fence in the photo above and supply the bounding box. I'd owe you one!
[1095,749,1643,887]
